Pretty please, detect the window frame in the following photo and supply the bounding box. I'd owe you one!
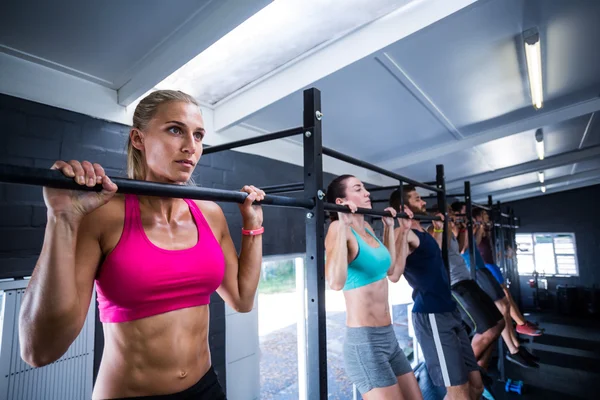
[515,232,579,277]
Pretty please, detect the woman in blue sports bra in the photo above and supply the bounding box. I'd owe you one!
[325,175,423,400]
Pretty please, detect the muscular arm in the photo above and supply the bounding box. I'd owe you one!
[389,228,418,283]
[427,224,443,249]
[211,203,262,313]
[474,224,484,245]
[19,209,102,367]
[324,221,350,291]
[382,222,396,274]
[457,227,468,253]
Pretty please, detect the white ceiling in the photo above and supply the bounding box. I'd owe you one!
[1,0,599,205]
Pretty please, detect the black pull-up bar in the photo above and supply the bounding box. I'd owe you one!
[321,147,442,193]
[0,164,442,222]
[0,164,314,209]
[323,203,441,222]
[202,126,305,155]
[261,182,304,194]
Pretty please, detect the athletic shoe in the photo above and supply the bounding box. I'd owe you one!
[516,323,543,336]
[526,320,543,330]
[506,351,539,369]
[519,346,540,362]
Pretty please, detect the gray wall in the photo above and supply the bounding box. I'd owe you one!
[0,93,319,396]
[504,184,600,312]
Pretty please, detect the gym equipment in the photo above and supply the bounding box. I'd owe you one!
[505,378,524,395]
[0,87,447,400]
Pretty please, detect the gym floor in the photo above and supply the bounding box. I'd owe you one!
[488,312,600,400]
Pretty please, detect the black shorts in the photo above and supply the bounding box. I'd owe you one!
[117,367,226,399]
[475,267,506,302]
[451,280,503,334]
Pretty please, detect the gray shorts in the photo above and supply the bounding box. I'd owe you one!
[476,267,506,302]
[343,325,413,395]
[413,309,479,387]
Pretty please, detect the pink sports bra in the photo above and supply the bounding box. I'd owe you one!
[95,194,225,323]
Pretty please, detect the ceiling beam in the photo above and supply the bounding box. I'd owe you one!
[473,168,600,201]
[446,144,600,190]
[379,96,600,171]
[116,0,271,106]
[0,52,130,124]
[485,177,600,204]
[212,0,478,132]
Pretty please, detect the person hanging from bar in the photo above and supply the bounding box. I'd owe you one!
[429,204,504,400]
[453,203,539,369]
[18,90,266,400]
[324,175,423,400]
[389,187,484,400]
[473,209,544,336]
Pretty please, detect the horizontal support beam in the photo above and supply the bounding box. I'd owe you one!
[381,96,600,171]
[448,144,600,190]
[490,177,600,204]
[213,0,477,132]
[475,168,600,199]
[0,52,130,125]
[203,126,304,154]
[0,164,314,210]
[117,0,272,106]
[322,147,441,193]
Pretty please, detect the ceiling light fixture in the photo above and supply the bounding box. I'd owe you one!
[538,171,545,183]
[524,28,543,109]
[535,129,544,160]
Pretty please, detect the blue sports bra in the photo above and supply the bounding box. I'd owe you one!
[343,228,392,291]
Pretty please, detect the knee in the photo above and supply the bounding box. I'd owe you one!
[497,299,510,316]
[496,318,506,332]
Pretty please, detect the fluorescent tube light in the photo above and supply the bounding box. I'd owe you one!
[524,29,543,109]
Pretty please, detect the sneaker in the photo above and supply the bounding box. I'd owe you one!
[519,346,540,362]
[526,320,543,330]
[506,351,539,369]
[516,323,543,336]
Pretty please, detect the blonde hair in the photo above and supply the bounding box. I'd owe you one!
[127,90,200,180]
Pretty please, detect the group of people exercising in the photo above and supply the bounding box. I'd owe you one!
[324,179,543,399]
[17,88,541,400]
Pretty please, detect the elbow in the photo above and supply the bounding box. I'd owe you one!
[232,301,254,313]
[327,277,345,291]
[20,344,59,368]
[388,274,401,284]
[235,304,254,313]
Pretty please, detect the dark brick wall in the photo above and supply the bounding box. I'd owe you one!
[504,184,600,312]
[0,93,319,393]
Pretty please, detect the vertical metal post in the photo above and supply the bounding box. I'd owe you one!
[509,208,523,310]
[494,200,506,382]
[399,181,404,211]
[464,181,476,281]
[302,88,327,400]
[436,165,450,282]
[295,257,307,400]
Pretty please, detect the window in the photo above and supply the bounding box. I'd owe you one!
[257,254,418,399]
[515,233,579,277]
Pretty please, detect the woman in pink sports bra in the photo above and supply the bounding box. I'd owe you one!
[18,90,265,399]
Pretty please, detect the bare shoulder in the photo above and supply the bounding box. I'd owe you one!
[193,200,225,219]
[83,194,125,234]
[192,200,227,237]
[365,222,377,235]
